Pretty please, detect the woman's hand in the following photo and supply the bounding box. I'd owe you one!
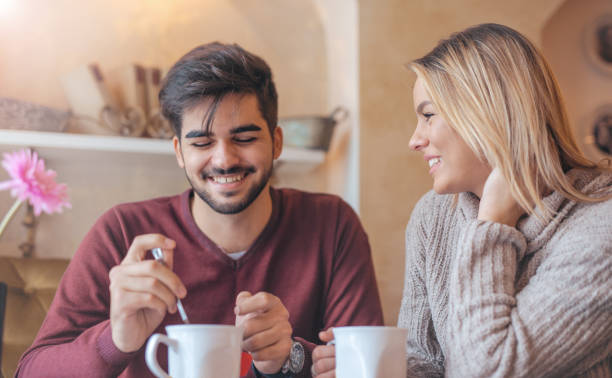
[478,168,525,227]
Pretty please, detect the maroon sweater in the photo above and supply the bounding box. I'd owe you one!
[17,188,383,377]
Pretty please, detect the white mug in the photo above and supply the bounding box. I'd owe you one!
[145,324,243,378]
[332,326,407,378]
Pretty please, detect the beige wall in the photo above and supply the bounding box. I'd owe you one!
[0,0,330,258]
[0,0,327,117]
[359,0,564,325]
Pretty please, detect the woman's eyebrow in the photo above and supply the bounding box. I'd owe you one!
[416,101,432,114]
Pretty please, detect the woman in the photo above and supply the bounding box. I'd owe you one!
[312,23,612,377]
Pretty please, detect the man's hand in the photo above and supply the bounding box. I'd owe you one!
[235,291,293,375]
[478,168,525,227]
[109,234,187,353]
[312,328,335,377]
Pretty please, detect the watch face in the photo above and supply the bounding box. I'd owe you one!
[284,340,305,373]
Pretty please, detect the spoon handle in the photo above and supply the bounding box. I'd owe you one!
[151,248,190,324]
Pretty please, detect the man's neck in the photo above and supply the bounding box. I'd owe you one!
[191,187,273,253]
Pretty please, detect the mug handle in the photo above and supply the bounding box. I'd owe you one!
[145,333,178,378]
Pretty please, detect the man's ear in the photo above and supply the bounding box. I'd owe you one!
[173,136,185,168]
[273,126,283,160]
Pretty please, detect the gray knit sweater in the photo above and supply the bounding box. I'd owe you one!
[398,169,612,377]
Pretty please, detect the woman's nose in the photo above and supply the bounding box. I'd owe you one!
[409,123,428,151]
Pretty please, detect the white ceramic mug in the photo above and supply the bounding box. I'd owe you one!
[332,326,408,378]
[145,324,243,378]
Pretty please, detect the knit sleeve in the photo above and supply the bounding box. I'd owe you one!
[446,216,612,377]
[398,192,444,377]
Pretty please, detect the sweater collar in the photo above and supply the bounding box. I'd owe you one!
[179,187,282,265]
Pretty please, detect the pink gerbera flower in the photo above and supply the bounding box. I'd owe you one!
[0,149,71,216]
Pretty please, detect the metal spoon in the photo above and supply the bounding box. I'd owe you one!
[151,247,190,324]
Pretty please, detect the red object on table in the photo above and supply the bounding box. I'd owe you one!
[240,351,253,377]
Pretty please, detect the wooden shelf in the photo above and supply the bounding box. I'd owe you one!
[0,129,172,154]
[0,129,326,163]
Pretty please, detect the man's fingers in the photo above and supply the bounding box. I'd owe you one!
[111,274,182,312]
[240,312,288,339]
[242,321,292,352]
[110,260,186,299]
[316,370,336,378]
[312,344,335,360]
[319,328,334,343]
[235,291,253,312]
[247,333,292,362]
[111,289,173,316]
[313,333,336,377]
[122,234,176,265]
[235,292,282,315]
[235,291,292,364]
[312,356,335,377]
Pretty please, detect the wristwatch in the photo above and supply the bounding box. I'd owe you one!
[281,339,305,374]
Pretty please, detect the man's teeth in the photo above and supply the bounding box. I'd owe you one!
[212,174,244,183]
[428,157,441,168]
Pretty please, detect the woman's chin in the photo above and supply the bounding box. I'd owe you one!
[432,181,459,196]
[432,181,449,195]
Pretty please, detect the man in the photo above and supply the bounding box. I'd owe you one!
[16,42,383,377]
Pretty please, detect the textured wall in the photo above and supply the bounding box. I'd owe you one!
[0,0,327,117]
[0,0,329,259]
[543,0,612,163]
[359,0,564,325]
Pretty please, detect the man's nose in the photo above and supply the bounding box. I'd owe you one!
[211,141,240,169]
[408,123,428,151]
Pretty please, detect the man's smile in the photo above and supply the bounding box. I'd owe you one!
[209,173,247,184]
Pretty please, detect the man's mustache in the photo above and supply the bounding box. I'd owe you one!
[201,166,256,177]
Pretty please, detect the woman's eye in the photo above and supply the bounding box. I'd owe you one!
[423,112,434,120]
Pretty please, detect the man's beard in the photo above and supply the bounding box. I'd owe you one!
[186,163,273,215]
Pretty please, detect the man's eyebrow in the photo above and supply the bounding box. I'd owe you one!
[185,130,212,138]
[230,124,262,134]
[184,124,262,138]
[416,101,432,114]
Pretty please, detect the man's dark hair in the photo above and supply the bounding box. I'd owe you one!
[159,42,278,136]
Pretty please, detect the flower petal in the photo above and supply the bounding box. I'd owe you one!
[1,148,71,215]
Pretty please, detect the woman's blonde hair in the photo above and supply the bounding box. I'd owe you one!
[410,23,610,218]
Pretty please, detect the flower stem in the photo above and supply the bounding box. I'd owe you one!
[0,198,24,238]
